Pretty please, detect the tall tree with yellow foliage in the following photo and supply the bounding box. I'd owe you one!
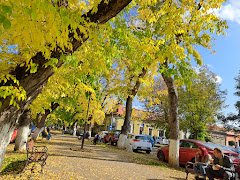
[0,0,131,167]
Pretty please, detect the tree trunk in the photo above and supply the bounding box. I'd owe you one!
[73,122,77,136]
[31,103,59,141]
[32,127,44,141]
[118,68,147,149]
[162,73,179,167]
[14,110,31,151]
[118,96,133,148]
[88,123,94,137]
[32,113,48,141]
[0,107,22,167]
[81,93,91,149]
[0,0,131,169]
[14,125,31,151]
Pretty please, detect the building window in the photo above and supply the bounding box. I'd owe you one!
[159,130,164,137]
[139,127,143,134]
[149,128,153,136]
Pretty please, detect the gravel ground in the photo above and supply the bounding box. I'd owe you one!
[1,134,195,180]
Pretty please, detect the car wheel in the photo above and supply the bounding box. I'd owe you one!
[146,150,151,154]
[133,149,138,152]
[157,150,165,162]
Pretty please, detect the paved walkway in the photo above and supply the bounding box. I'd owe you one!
[5,134,195,180]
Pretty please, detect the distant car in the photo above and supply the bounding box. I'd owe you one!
[155,137,169,145]
[99,131,108,141]
[103,131,120,145]
[228,146,240,154]
[127,134,152,154]
[146,135,155,147]
[157,139,240,166]
[10,129,18,143]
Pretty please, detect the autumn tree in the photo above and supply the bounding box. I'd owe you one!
[178,67,226,140]
[142,76,169,130]
[101,13,160,148]
[112,0,226,167]
[0,0,227,168]
[145,67,226,137]
[29,58,108,140]
[0,0,131,167]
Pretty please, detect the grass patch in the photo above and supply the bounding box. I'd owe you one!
[0,152,26,175]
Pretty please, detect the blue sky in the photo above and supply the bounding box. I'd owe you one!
[199,0,240,115]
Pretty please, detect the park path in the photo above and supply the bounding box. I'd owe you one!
[37,134,194,180]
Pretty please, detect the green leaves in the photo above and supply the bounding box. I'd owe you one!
[0,5,12,29]
[0,85,26,108]
[178,67,226,139]
[44,58,59,68]
[0,14,11,29]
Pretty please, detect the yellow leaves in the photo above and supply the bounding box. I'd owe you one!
[192,49,202,66]
[0,0,90,79]
[92,109,105,124]
[0,73,26,108]
[157,39,165,46]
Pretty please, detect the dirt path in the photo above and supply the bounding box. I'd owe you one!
[1,134,195,180]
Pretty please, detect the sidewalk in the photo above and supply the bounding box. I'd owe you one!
[1,134,194,180]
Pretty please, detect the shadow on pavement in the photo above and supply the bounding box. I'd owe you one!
[49,153,134,164]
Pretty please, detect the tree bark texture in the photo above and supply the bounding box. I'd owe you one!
[0,107,22,167]
[162,73,179,167]
[14,110,31,151]
[0,0,131,168]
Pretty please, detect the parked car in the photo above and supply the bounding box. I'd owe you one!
[157,139,240,166]
[99,131,108,141]
[127,134,152,154]
[228,146,240,154]
[146,135,155,147]
[10,129,18,143]
[103,131,120,145]
[155,137,169,145]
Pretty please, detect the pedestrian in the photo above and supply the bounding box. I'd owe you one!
[41,128,48,139]
[206,148,235,180]
[153,135,156,143]
[93,133,100,145]
[193,146,211,180]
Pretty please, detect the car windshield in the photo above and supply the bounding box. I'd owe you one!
[135,136,148,140]
[202,142,235,152]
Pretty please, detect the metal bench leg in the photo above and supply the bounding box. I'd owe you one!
[21,160,29,173]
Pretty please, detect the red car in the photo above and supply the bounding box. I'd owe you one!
[157,139,240,166]
[103,132,120,145]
